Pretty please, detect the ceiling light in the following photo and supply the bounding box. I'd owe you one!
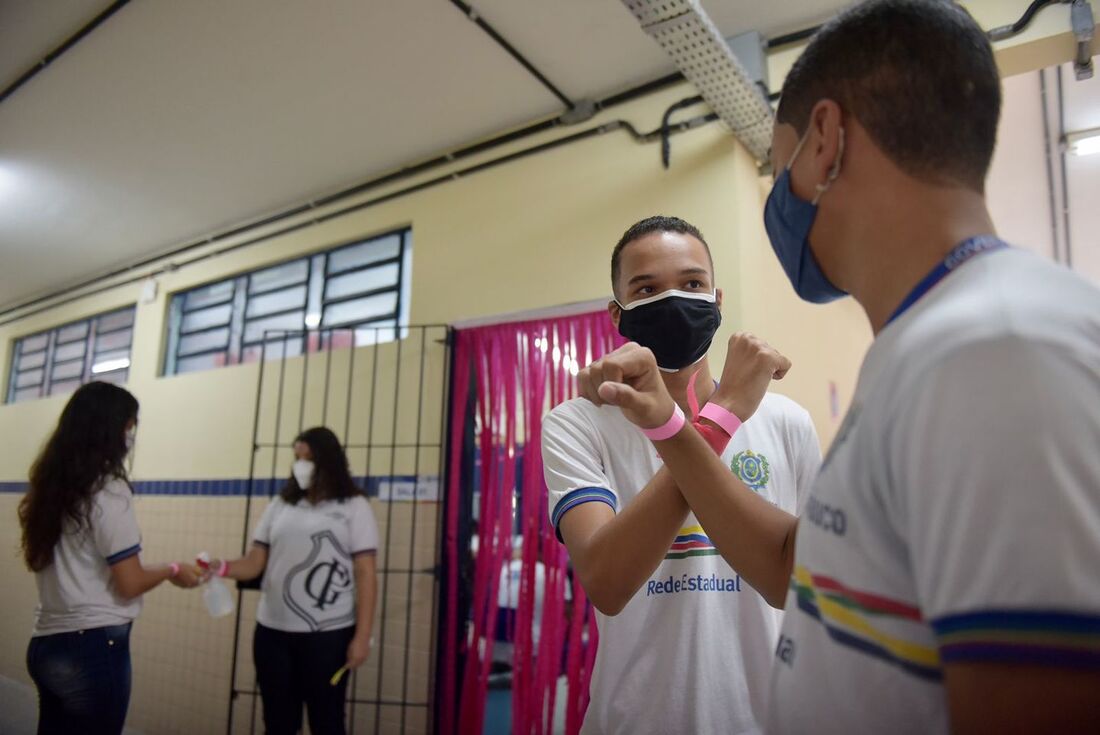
[304,312,321,328]
[1066,128,1100,156]
[92,358,130,374]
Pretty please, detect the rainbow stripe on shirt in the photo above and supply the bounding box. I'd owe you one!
[932,610,1100,669]
[665,525,721,560]
[792,565,943,681]
[792,566,1100,680]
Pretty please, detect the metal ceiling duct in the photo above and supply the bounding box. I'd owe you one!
[621,0,774,162]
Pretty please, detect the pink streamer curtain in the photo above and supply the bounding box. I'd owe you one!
[441,310,624,735]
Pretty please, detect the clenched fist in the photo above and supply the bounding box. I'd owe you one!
[712,332,791,421]
[577,342,677,429]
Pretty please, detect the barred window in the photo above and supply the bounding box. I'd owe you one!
[6,307,136,404]
[164,229,411,376]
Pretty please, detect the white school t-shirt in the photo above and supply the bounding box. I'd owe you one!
[767,247,1100,734]
[253,494,379,632]
[33,477,144,636]
[543,392,821,735]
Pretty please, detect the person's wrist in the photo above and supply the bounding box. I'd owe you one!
[641,399,685,441]
[709,387,747,421]
[169,562,180,578]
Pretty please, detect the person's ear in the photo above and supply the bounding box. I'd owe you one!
[608,299,622,328]
[805,99,845,195]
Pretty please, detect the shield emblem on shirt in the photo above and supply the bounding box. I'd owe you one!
[283,530,355,631]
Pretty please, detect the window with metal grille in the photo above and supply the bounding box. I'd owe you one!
[6,306,136,404]
[163,229,411,376]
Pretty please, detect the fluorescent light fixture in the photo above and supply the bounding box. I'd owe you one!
[1066,128,1100,156]
[304,312,321,328]
[92,358,130,374]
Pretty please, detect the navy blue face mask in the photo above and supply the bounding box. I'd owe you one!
[763,127,847,304]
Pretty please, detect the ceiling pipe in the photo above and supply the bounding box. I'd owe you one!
[620,0,774,162]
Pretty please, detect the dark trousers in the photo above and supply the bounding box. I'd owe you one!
[26,622,133,735]
[254,623,355,735]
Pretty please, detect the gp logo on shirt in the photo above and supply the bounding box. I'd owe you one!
[283,530,355,630]
[731,450,770,491]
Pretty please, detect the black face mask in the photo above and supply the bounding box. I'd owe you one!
[615,290,721,371]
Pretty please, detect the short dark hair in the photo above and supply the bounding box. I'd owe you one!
[281,426,363,504]
[611,215,713,296]
[777,0,1001,191]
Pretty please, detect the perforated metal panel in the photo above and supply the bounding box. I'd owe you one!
[621,0,774,161]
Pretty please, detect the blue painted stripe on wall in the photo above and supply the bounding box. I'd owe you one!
[0,475,426,497]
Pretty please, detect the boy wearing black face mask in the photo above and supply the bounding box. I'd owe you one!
[540,216,821,735]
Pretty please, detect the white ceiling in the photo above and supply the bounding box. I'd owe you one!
[0,0,848,311]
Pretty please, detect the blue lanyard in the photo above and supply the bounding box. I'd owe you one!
[884,235,1008,327]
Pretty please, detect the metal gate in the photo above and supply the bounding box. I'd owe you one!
[226,325,451,735]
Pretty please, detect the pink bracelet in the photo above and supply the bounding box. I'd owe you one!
[641,403,686,441]
[169,562,180,578]
[217,559,230,578]
[698,402,743,438]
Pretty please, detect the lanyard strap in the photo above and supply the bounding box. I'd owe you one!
[885,235,1008,327]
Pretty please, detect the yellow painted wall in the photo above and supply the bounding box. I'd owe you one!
[0,82,871,734]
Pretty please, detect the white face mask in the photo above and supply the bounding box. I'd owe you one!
[125,428,136,453]
[292,459,315,490]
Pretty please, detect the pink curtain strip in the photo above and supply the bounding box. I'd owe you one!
[441,311,624,734]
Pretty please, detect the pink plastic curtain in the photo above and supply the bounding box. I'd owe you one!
[441,310,625,735]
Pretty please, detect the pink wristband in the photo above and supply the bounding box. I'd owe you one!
[169,562,180,578]
[217,559,230,578]
[641,403,686,441]
[699,402,743,438]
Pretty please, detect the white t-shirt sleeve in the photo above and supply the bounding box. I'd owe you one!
[252,498,281,548]
[792,409,822,515]
[349,496,380,556]
[92,479,142,565]
[541,402,618,542]
[890,337,1100,669]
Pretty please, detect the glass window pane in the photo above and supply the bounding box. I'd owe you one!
[17,350,46,371]
[324,263,399,302]
[243,311,305,344]
[241,338,304,364]
[178,328,230,357]
[326,236,400,275]
[175,352,229,375]
[91,350,130,374]
[53,341,86,363]
[184,280,235,311]
[96,309,135,333]
[322,292,397,327]
[94,328,132,354]
[246,285,307,319]
[47,379,81,397]
[16,368,44,389]
[56,322,89,344]
[94,368,128,385]
[181,303,232,333]
[249,260,308,294]
[51,360,84,381]
[20,333,49,353]
[12,386,40,403]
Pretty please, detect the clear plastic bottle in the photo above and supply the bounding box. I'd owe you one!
[196,552,235,618]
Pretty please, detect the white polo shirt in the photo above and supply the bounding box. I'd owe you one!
[767,247,1100,734]
[253,494,379,633]
[543,392,820,735]
[33,477,144,636]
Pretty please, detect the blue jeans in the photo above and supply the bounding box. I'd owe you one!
[26,622,133,735]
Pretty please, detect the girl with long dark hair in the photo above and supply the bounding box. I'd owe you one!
[19,381,202,735]
[209,426,378,735]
